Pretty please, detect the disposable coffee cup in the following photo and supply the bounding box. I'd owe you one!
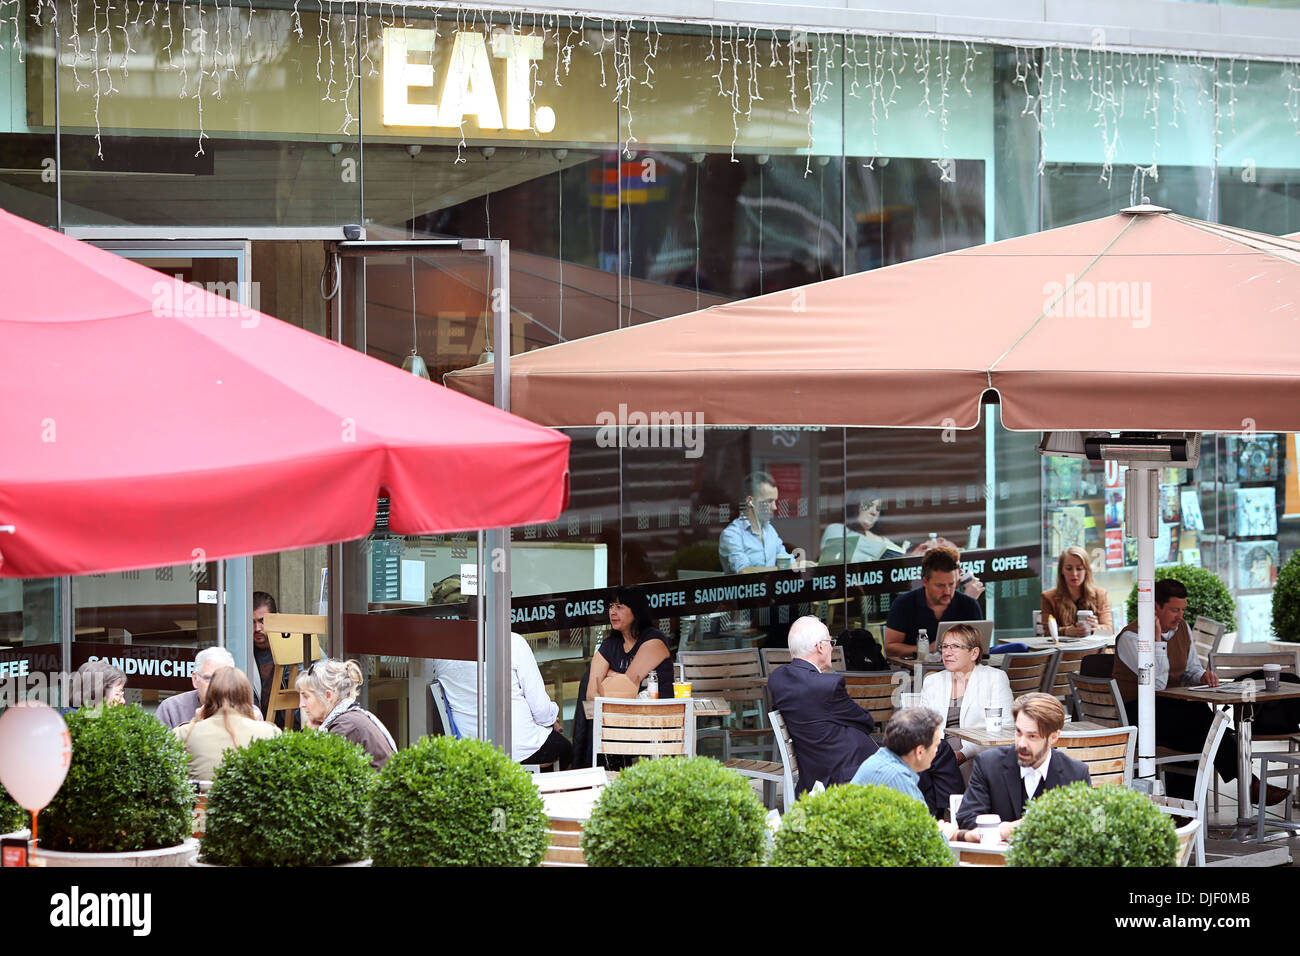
[776,555,791,570]
[673,681,692,698]
[976,814,1001,846]
[984,707,1002,734]
[1263,664,1282,693]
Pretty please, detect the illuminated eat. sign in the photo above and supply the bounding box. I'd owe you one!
[383,28,554,133]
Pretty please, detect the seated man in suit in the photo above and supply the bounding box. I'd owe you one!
[768,616,878,793]
[956,692,1090,840]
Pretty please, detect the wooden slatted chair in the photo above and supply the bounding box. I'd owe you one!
[1209,648,1300,815]
[1147,710,1229,867]
[261,613,325,728]
[1067,673,1129,727]
[1173,818,1201,868]
[1044,647,1096,716]
[1191,616,1227,663]
[592,697,695,763]
[760,646,845,675]
[534,768,609,867]
[1056,725,1136,787]
[678,649,769,758]
[998,648,1057,696]
[769,710,800,811]
[843,671,900,729]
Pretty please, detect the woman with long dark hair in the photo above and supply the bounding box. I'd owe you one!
[585,586,674,701]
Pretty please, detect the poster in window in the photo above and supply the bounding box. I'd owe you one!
[1237,593,1274,644]
[1181,488,1205,531]
[1047,506,1087,555]
[1159,484,1181,525]
[1233,487,1278,537]
[1236,540,1278,590]
[1227,435,1279,482]
[1105,490,1124,530]
[1105,529,1125,569]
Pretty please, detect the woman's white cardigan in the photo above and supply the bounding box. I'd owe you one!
[920,665,1015,758]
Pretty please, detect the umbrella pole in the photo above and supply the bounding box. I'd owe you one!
[1130,465,1158,783]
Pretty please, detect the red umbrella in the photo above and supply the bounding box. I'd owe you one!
[0,210,570,578]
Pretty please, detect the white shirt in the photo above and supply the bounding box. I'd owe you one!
[1115,626,1206,691]
[431,632,559,762]
[1020,749,1053,799]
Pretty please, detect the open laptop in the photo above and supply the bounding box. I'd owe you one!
[818,533,904,565]
[936,619,994,658]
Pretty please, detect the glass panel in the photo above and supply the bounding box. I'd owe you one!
[53,1,360,226]
[0,5,56,227]
[1217,61,1300,234]
[0,577,61,709]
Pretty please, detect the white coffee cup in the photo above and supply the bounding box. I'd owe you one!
[976,814,1001,845]
[984,707,1002,734]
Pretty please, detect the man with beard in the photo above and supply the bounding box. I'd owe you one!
[955,693,1090,839]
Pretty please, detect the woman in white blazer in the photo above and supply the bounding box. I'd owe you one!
[920,623,1013,768]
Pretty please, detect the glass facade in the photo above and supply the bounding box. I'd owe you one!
[5,3,1300,738]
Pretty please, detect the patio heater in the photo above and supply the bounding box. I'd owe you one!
[1038,431,1201,786]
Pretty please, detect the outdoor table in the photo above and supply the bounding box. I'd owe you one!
[1014,635,1114,652]
[581,697,731,720]
[1157,682,1300,841]
[949,839,1007,866]
[946,720,1109,748]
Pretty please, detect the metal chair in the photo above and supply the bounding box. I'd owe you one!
[1067,672,1129,727]
[592,697,695,762]
[1146,709,1229,867]
[769,710,800,811]
[1191,616,1227,663]
[1045,647,1097,717]
[677,648,769,759]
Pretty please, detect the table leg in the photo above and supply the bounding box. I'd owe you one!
[1231,702,1255,842]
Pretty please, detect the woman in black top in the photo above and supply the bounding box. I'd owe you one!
[586,586,674,700]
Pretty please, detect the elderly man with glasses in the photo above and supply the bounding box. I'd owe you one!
[155,646,263,730]
[767,616,878,794]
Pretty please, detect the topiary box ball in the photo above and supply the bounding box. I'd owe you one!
[770,783,953,867]
[1005,782,1177,867]
[368,735,549,867]
[580,756,769,867]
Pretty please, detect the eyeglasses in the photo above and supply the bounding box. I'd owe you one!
[818,637,837,648]
[939,642,976,653]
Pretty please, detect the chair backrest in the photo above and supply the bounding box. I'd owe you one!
[678,649,765,703]
[261,613,326,727]
[427,679,455,737]
[760,646,845,676]
[592,697,695,760]
[1056,725,1136,787]
[1191,616,1226,661]
[842,671,899,726]
[531,766,609,795]
[1208,650,1300,681]
[1147,710,1228,868]
[1045,648,1095,706]
[769,710,800,810]
[1067,673,1129,727]
[999,649,1058,694]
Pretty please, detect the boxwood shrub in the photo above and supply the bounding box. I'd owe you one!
[1125,563,1236,632]
[40,704,193,853]
[769,784,953,867]
[1006,781,1177,867]
[201,730,375,867]
[368,735,548,866]
[0,782,25,833]
[1273,549,1300,644]
[581,756,768,867]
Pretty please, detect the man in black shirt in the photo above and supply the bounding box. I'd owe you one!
[883,546,982,658]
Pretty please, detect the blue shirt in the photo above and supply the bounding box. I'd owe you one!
[884,586,983,646]
[850,746,925,805]
[718,516,791,574]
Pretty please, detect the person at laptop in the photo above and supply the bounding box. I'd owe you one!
[883,546,983,659]
[720,471,808,573]
[818,491,904,564]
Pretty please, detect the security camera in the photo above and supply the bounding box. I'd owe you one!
[328,142,343,156]
[407,144,422,158]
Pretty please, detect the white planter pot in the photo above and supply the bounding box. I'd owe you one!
[1,829,30,841]
[189,856,371,867]
[37,837,199,868]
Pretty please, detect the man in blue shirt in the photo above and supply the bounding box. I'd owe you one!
[852,706,958,838]
[718,471,793,574]
[883,546,982,658]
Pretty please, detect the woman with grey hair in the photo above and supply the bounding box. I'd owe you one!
[296,659,396,771]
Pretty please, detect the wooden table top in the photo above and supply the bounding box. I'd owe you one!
[582,696,731,720]
[1158,683,1300,704]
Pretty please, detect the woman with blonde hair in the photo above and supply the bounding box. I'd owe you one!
[1041,545,1113,637]
[296,659,396,771]
[175,666,279,781]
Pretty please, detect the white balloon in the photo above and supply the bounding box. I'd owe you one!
[0,702,72,813]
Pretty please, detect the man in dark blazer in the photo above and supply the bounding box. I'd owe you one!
[768,616,878,794]
[957,692,1090,838]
